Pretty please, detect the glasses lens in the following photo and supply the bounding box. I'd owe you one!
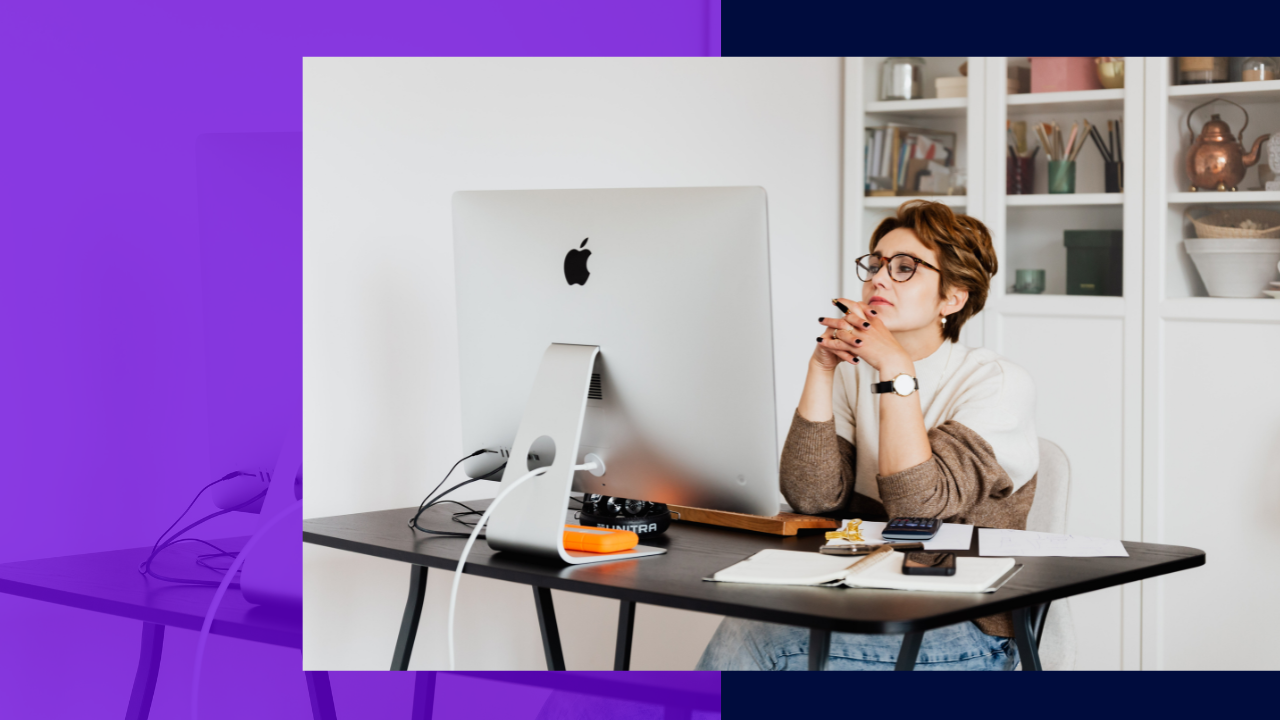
[858,256,881,281]
[890,255,917,281]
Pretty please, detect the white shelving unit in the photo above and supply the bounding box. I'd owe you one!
[846,59,1280,671]
[1141,58,1280,672]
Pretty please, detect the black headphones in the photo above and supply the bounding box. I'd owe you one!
[576,494,672,538]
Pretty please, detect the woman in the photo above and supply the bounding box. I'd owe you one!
[696,200,1039,671]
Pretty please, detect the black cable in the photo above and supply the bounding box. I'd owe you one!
[138,471,269,588]
[138,490,266,587]
[408,455,506,537]
[408,466,504,537]
[414,449,492,519]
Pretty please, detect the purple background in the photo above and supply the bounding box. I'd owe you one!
[0,2,720,717]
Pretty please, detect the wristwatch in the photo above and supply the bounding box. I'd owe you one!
[871,373,919,397]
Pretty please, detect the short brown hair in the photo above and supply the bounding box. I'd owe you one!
[869,200,997,343]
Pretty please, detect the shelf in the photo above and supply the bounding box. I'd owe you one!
[863,195,966,208]
[994,293,1126,318]
[1167,191,1280,205]
[865,97,967,118]
[1006,193,1124,207]
[1007,89,1125,115]
[1159,297,1280,322]
[1168,79,1280,101]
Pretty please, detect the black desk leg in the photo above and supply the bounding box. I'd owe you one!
[124,622,163,720]
[894,631,924,671]
[615,600,636,670]
[392,565,429,671]
[532,586,566,670]
[1012,607,1043,671]
[305,671,338,720]
[808,628,830,671]
[411,672,437,720]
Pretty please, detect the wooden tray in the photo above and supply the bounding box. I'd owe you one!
[667,504,840,536]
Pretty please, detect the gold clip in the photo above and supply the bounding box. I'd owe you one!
[825,518,864,543]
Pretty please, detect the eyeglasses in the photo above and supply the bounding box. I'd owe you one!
[855,253,941,283]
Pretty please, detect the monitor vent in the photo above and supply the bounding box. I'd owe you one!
[588,373,603,400]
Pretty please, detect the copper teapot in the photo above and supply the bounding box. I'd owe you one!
[1186,98,1269,191]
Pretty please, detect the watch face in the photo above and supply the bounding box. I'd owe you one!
[893,374,915,396]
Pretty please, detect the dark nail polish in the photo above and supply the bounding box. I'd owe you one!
[855,339,862,344]
[862,322,870,328]
[852,358,860,363]
[819,317,826,322]
[869,310,877,315]
[816,337,824,342]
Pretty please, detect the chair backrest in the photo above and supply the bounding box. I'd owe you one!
[1020,437,1077,670]
[1025,438,1070,535]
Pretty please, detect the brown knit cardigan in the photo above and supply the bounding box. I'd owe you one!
[779,409,1037,637]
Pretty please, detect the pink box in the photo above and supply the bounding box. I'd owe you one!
[1029,57,1102,93]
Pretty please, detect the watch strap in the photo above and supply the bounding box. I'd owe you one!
[871,376,919,394]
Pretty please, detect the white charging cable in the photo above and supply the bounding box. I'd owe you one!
[447,457,603,670]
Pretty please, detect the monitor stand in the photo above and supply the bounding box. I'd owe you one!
[485,343,666,564]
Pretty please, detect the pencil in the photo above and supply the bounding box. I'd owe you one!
[1108,120,1115,162]
[1089,125,1111,162]
[1115,118,1123,162]
[1065,122,1079,162]
[1069,120,1092,162]
[1035,124,1053,160]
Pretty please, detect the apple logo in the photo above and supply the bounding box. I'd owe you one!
[564,237,591,286]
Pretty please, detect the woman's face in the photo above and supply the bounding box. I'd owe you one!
[860,227,959,334]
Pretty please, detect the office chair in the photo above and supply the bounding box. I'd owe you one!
[1018,437,1078,670]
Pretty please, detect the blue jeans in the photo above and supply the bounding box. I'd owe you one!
[695,617,1019,671]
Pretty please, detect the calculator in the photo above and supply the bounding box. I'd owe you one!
[882,517,942,540]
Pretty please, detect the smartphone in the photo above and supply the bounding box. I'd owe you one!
[901,552,956,576]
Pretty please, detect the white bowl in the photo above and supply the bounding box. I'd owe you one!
[1184,238,1280,298]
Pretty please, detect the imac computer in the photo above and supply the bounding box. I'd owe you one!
[452,186,779,564]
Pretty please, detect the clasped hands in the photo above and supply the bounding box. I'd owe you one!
[813,298,909,373]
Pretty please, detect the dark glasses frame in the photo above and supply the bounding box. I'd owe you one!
[854,252,941,283]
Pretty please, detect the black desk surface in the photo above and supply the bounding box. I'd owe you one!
[304,502,1206,635]
[0,537,301,648]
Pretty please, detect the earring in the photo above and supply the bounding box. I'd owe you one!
[941,316,947,326]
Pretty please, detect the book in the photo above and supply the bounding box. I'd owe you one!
[709,549,1018,594]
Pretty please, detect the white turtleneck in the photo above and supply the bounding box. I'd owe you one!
[830,340,1040,502]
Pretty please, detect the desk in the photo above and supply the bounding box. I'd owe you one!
[0,538,335,719]
[303,501,1205,671]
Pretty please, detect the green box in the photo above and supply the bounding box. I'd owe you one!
[1064,230,1123,296]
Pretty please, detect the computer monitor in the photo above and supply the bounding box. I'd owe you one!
[452,186,780,535]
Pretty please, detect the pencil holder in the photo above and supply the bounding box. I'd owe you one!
[1104,161,1123,193]
[1048,160,1076,194]
[1007,156,1035,194]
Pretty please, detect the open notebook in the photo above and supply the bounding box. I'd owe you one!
[709,549,1018,593]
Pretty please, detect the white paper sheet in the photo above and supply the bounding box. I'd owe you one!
[826,520,974,551]
[978,528,1129,557]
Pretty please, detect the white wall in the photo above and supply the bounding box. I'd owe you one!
[303,57,842,670]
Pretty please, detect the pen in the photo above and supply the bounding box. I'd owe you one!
[832,299,849,314]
